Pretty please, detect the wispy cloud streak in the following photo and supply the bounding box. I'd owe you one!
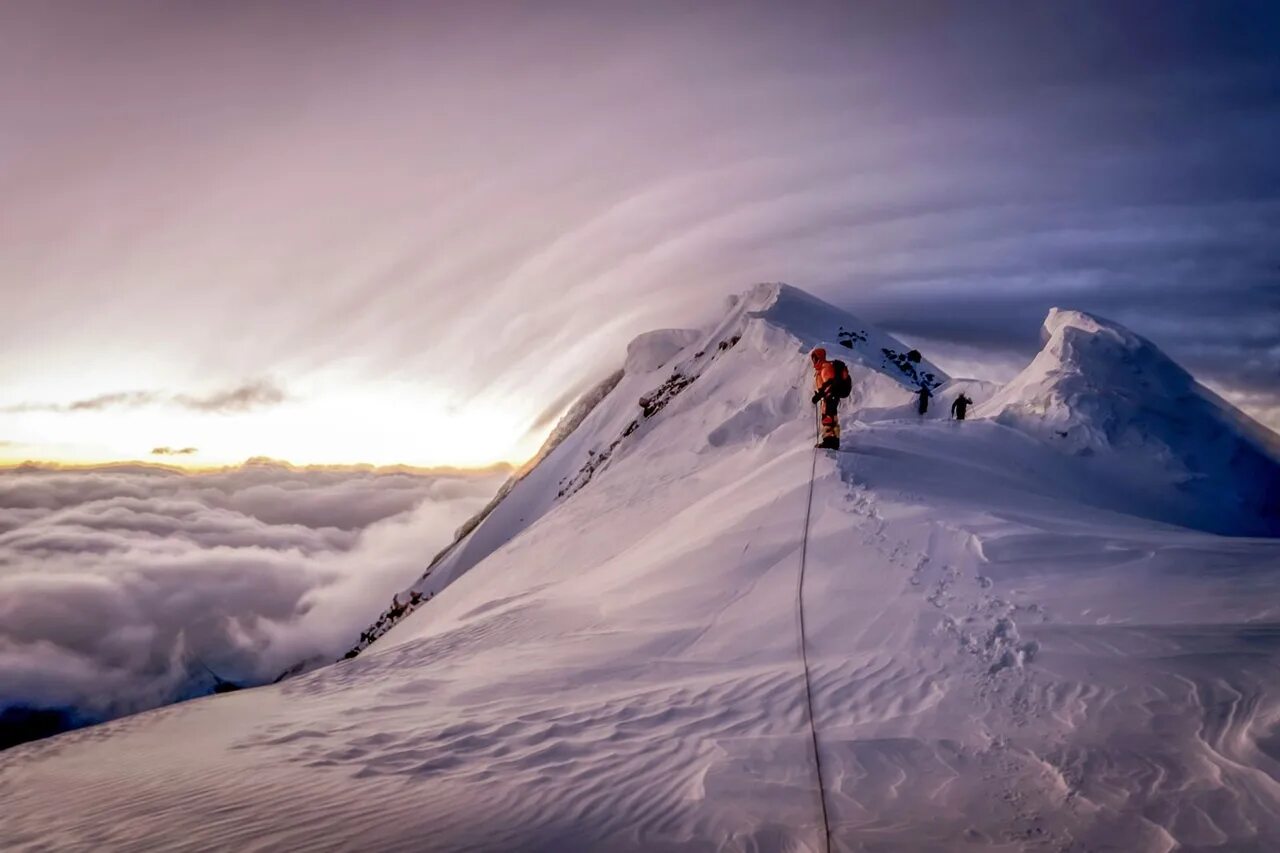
[4,381,287,415]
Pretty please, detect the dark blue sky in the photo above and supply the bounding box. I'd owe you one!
[825,2,1280,399]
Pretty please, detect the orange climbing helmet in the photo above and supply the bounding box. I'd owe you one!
[810,347,827,364]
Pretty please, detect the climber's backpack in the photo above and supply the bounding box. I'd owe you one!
[830,360,853,399]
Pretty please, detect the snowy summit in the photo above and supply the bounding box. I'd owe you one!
[2,284,1279,852]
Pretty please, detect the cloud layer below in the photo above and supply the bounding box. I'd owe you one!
[0,462,505,732]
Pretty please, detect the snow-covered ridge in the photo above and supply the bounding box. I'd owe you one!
[745,283,947,391]
[345,289,1278,663]
[343,283,950,658]
[339,367,625,659]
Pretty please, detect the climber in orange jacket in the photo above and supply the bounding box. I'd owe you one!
[810,347,850,450]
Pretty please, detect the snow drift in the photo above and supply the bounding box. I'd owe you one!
[2,284,1278,852]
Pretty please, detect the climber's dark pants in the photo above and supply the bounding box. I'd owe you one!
[819,395,841,445]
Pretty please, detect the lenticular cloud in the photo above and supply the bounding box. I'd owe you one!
[0,462,503,738]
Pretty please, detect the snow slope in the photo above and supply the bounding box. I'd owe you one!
[2,285,1279,852]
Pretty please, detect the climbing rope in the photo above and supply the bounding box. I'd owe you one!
[797,396,833,852]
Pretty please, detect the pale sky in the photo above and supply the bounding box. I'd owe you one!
[3,1,1277,467]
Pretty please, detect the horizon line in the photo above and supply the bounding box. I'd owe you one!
[0,455,515,477]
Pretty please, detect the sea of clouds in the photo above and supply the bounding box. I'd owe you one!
[0,461,505,741]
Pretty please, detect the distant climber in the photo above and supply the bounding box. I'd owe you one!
[951,393,973,421]
[810,348,852,450]
[917,386,932,416]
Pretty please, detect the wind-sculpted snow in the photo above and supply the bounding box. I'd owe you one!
[2,285,1279,850]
